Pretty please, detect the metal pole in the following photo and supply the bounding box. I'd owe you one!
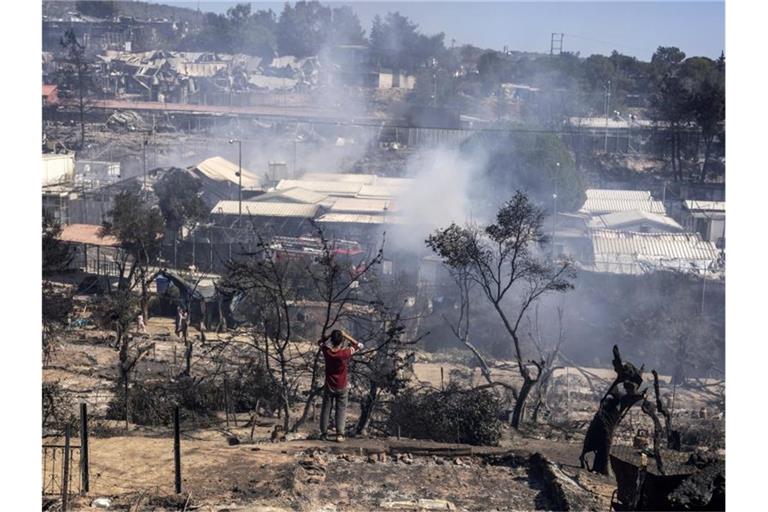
[142,137,147,191]
[62,424,71,511]
[552,162,559,258]
[604,81,611,152]
[238,141,242,224]
[174,405,182,494]
[79,403,89,494]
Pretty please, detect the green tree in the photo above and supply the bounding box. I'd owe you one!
[328,5,366,47]
[152,168,209,238]
[75,0,117,19]
[370,12,446,73]
[42,211,73,275]
[277,1,331,57]
[58,29,95,147]
[101,188,165,319]
[462,132,585,212]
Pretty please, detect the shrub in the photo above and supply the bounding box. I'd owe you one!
[42,381,76,434]
[227,360,283,414]
[389,384,503,446]
[107,377,220,427]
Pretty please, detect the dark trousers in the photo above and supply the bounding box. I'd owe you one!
[320,385,348,435]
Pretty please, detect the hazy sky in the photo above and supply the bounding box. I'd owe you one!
[157,1,725,60]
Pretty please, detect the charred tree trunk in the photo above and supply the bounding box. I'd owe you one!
[580,345,645,475]
[356,383,379,436]
[651,369,681,450]
[510,361,542,429]
[182,339,192,377]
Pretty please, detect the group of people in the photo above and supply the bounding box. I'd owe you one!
[134,305,190,339]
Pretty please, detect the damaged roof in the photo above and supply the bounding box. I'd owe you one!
[590,230,720,275]
[683,200,726,212]
[211,201,319,218]
[588,210,683,232]
[191,156,261,190]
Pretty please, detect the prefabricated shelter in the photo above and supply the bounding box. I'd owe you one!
[681,200,725,248]
[42,152,75,186]
[588,230,721,275]
[580,189,666,215]
[587,210,683,233]
[210,200,320,236]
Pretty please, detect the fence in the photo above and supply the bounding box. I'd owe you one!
[43,405,91,509]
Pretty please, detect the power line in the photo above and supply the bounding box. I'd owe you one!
[565,33,657,56]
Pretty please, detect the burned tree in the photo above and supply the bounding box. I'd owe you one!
[580,345,646,475]
[291,227,384,432]
[528,305,566,424]
[348,291,423,436]
[222,236,307,431]
[42,213,73,367]
[427,191,574,429]
[96,289,153,427]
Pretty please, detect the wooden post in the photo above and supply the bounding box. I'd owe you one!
[440,367,444,391]
[224,378,230,427]
[61,425,71,511]
[79,404,89,493]
[174,406,182,494]
[566,366,571,417]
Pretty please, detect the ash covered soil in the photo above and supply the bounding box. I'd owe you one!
[44,317,714,511]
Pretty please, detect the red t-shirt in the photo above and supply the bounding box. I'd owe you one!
[321,343,354,390]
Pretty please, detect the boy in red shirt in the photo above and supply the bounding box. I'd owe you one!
[318,329,363,442]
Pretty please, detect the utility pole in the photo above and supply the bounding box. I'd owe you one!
[228,139,242,225]
[550,33,564,55]
[551,162,559,258]
[603,80,611,152]
[142,136,148,191]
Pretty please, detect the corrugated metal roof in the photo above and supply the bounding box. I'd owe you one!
[329,197,393,214]
[276,179,362,196]
[590,230,720,274]
[301,172,377,184]
[356,184,403,198]
[59,224,119,247]
[683,200,725,212]
[585,189,652,200]
[316,213,406,225]
[253,187,328,204]
[211,201,319,218]
[588,210,683,231]
[375,177,414,187]
[192,156,261,190]
[580,198,666,215]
